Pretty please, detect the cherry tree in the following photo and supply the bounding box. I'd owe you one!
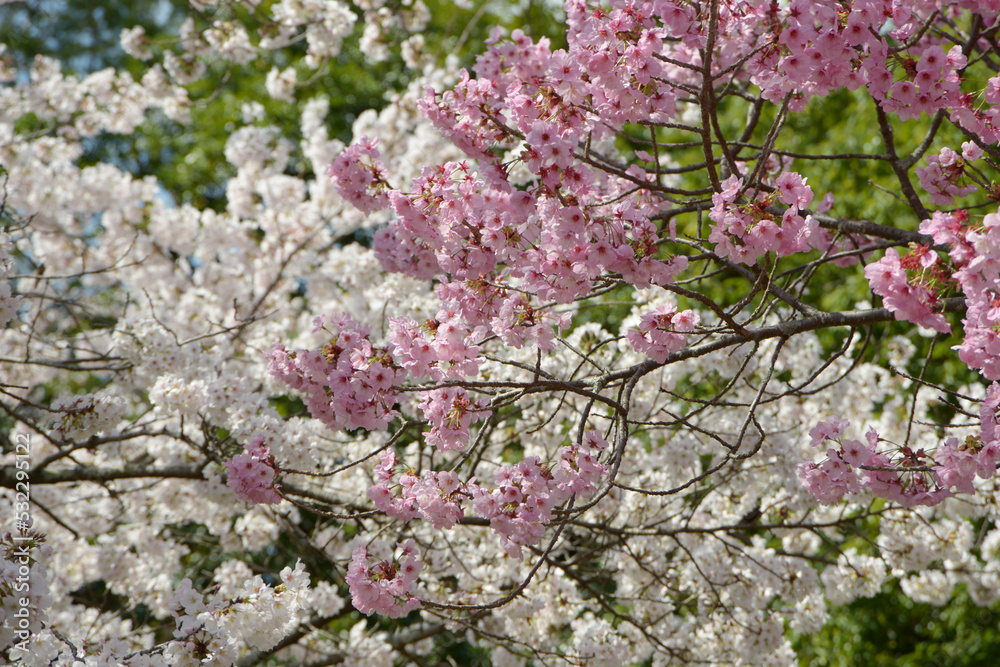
[3,0,1000,665]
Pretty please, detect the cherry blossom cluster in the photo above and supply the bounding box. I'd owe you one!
[962,71,1000,144]
[551,428,610,497]
[800,410,1000,508]
[341,137,689,353]
[224,435,281,505]
[626,305,700,363]
[920,209,1000,379]
[870,208,1000,380]
[326,136,391,214]
[472,431,609,558]
[163,561,311,664]
[555,6,678,126]
[915,143,983,205]
[881,43,967,121]
[367,428,610,547]
[215,560,310,652]
[335,18,696,348]
[388,315,481,380]
[267,313,402,431]
[337,128,695,350]
[48,391,127,441]
[119,0,432,91]
[419,387,492,452]
[346,540,422,618]
[709,173,816,265]
[267,314,491,451]
[864,244,953,334]
[749,0,969,120]
[366,431,609,559]
[368,449,469,529]
[471,456,566,559]
[489,293,574,351]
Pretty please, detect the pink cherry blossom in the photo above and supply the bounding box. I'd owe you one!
[225,435,281,505]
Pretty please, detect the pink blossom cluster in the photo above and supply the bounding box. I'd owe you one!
[417,69,505,162]
[933,437,998,496]
[326,136,390,214]
[524,120,578,172]
[490,293,573,351]
[388,315,480,380]
[346,540,422,618]
[955,73,1000,145]
[555,7,678,126]
[797,418,866,504]
[915,143,981,206]
[368,450,468,529]
[799,411,1000,508]
[331,16,695,352]
[419,9,675,161]
[365,160,687,331]
[372,223,439,280]
[918,210,1000,379]
[471,430,609,558]
[862,208,1000,374]
[368,430,608,548]
[881,44,967,121]
[383,162,503,281]
[370,164,604,347]
[863,245,952,334]
[551,429,610,497]
[740,1,1000,144]
[709,174,817,265]
[798,448,863,506]
[977,382,1000,454]
[626,305,700,363]
[418,386,491,452]
[225,435,281,505]
[748,1,969,120]
[748,1,871,108]
[267,313,402,431]
[471,456,564,559]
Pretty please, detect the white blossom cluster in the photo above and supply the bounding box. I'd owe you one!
[112,0,431,90]
[48,391,127,442]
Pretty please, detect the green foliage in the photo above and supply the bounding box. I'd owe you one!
[796,584,1000,667]
[269,394,307,419]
